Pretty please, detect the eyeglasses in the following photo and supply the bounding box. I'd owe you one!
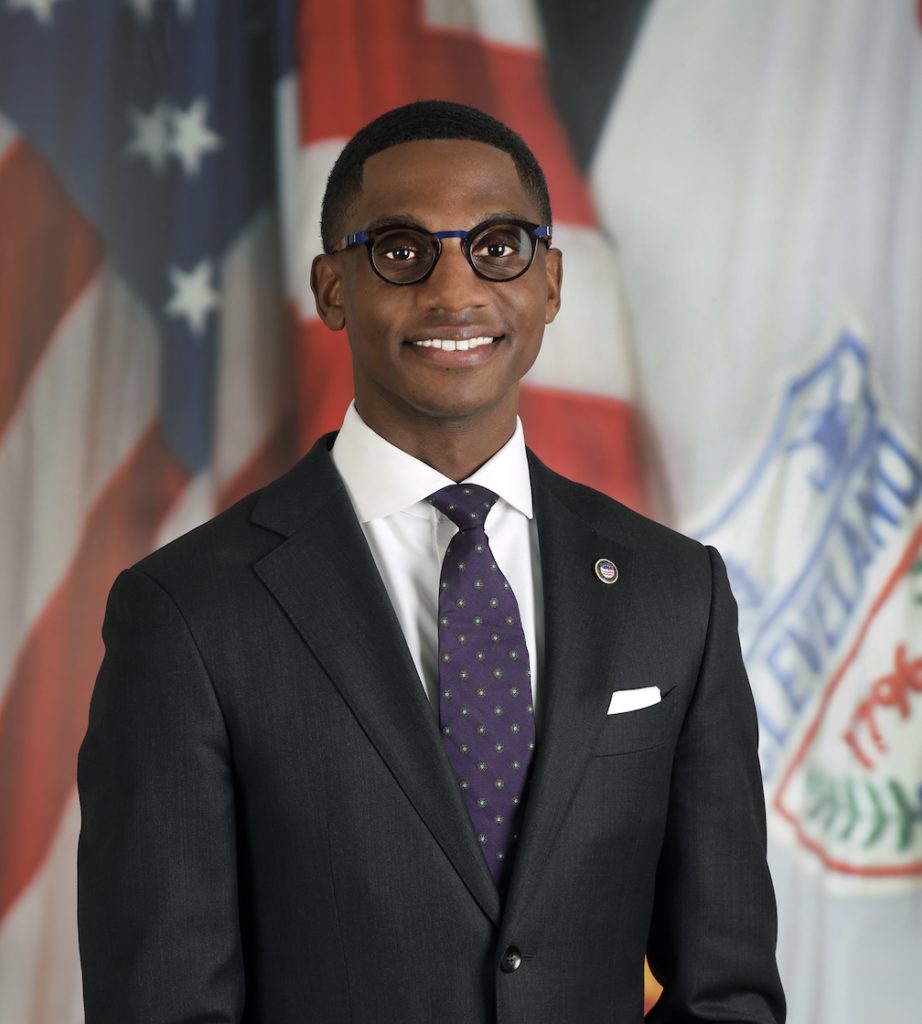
[329,217,552,286]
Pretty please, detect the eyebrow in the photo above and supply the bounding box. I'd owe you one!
[363,214,430,233]
[360,210,535,234]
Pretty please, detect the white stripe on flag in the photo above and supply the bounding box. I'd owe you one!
[0,265,159,704]
[0,110,18,160]
[527,223,634,401]
[0,794,83,1024]
[275,75,341,320]
[213,209,291,492]
[150,467,213,552]
[422,0,544,49]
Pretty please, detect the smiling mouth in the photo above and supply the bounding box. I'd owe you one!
[409,336,498,351]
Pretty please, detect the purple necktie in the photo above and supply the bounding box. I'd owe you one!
[428,484,536,890]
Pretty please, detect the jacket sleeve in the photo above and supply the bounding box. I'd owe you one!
[77,567,244,1024]
[645,546,786,1023]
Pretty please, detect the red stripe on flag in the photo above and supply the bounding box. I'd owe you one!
[294,318,355,449]
[0,422,188,920]
[0,140,103,439]
[519,384,647,512]
[297,0,595,225]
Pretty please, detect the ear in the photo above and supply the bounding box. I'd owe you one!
[544,247,563,325]
[310,253,346,331]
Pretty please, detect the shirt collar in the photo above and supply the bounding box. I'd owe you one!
[331,401,534,523]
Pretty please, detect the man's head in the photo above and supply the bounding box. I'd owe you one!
[319,100,552,254]
[310,101,562,460]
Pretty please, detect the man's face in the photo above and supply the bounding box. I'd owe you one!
[312,139,562,435]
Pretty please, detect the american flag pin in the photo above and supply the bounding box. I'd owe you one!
[594,558,619,584]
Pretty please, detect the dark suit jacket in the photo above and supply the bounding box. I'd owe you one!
[77,433,785,1024]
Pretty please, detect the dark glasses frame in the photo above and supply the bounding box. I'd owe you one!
[329,217,552,286]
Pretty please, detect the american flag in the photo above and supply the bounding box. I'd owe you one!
[0,1,643,1019]
[0,2,301,1016]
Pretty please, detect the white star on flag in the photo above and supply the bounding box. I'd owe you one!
[6,0,67,25]
[125,102,172,172]
[124,0,156,22]
[169,97,222,176]
[165,260,221,335]
[124,0,195,20]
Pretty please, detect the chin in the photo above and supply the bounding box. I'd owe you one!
[408,390,512,423]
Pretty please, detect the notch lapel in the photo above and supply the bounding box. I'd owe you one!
[251,438,501,925]
[500,454,635,934]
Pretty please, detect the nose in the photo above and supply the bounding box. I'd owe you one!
[422,239,490,312]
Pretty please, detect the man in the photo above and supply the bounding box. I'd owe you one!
[78,100,785,1023]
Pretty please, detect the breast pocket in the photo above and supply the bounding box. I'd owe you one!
[591,688,675,757]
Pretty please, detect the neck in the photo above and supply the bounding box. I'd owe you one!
[354,397,518,481]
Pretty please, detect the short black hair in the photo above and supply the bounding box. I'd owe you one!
[319,100,552,252]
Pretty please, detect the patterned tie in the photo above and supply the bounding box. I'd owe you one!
[428,483,536,890]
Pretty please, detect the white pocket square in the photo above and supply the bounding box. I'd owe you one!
[607,686,661,714]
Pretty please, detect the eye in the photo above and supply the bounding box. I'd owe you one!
[471,225,526,261]
[373,229,431,264]
[382,244,419,263]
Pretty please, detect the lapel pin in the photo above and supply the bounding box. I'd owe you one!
[594,558,619,584]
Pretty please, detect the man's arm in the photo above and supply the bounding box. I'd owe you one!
[646,546,786,1023]
[78,568,243,1024]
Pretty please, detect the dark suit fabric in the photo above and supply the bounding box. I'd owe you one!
[77,433,785,1024]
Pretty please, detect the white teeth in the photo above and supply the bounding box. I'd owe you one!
[411,336,495,350]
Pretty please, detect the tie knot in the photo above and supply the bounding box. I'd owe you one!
[428,483,498,530]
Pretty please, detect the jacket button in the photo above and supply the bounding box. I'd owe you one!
[500,946,522,973]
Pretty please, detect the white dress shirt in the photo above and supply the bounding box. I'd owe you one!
[331,402,544,723]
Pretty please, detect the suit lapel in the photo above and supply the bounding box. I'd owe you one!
[500,453,635,934]
[251,437,501,925]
